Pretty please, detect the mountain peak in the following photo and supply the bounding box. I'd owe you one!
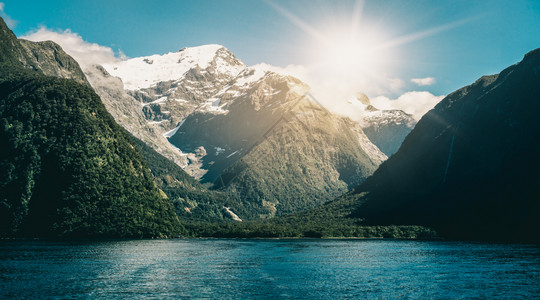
[0,17,32,67]
[355,92,371,106]
[102,44,245,90]
[178,43,223,53]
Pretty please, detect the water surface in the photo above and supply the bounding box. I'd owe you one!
[1,239,539,298]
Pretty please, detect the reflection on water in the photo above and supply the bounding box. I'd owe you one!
[1,239,539,298]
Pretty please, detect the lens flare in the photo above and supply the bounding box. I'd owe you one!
[312,28,391,80]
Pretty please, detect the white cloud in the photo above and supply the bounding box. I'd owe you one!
[0,2,18,28]
[252,62,420,122]
[309,75,407,120]
[21,27,121,67]
[251,63,309,80]
[388,77,406,91]
[411,77,436,86]
[371,91,445,120]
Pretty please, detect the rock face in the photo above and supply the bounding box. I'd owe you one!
[170,72,386,218]
[83,65,188,167]
[354,48,540,242]
[15,32,228,224]
[18,39,88,85]
[351,93,416,157]
[102,45,245,133]
[101,45,387,219]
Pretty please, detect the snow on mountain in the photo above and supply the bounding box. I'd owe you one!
[99,45,266,135]
[102,44,245,90]
[163,119,185,138]
[70,42,394,218]
[91,44,388,183]
[101,44,307,121]
[234,65,268,87]
[349,93,416,156]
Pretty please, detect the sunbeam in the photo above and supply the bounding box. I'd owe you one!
[375,15,485,51]
[264,0,484,97]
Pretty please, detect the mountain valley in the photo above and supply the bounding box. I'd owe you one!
[93,44,388,219]
[1,13,539,242]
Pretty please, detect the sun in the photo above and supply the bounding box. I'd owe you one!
[314,29,389,79]
[267,0,474,97]
[265,0,396,87]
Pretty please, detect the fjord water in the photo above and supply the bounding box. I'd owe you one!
[1,239,539,298]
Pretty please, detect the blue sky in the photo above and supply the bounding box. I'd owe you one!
[1,0,539,112]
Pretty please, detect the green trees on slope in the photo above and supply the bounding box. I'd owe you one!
[0,16,184,238]
[0,69,183,237]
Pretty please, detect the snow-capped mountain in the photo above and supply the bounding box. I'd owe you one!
[167,69,386,218]
[350,93,416,156]
[102,45,248,133]
[83,64,189,167]
[104,44,244,91]
[89,44,387,218]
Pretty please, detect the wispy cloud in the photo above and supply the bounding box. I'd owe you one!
[252,63,309,81]
[21,27,122,67]
[411,77,436,86]
[0,2,18,28]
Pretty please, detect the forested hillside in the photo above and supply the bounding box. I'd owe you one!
[0,18,182,238]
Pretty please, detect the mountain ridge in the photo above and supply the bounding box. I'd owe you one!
[87,44,388,219]
[350,93,416,156]
[349,47,540,242]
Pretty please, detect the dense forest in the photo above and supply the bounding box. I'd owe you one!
[182,192,437,239]
[0,18,182,237]
[0,68,183,237]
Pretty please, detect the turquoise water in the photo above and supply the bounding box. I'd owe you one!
[1,239,539,298]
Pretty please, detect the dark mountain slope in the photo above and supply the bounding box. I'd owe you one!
[0,71,183,237]
[0,18,31,67]
[0,17,182,237]
[353,48,540,242]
